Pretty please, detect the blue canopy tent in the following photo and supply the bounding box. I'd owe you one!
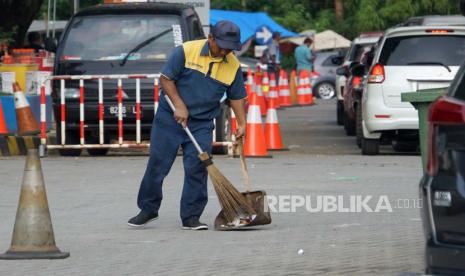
[210,10,298,45]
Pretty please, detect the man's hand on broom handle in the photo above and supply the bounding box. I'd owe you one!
[160,75,189,127]
[229,98,247,141]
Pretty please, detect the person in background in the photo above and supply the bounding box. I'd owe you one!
[266,31,281,74]
[25,32,44,53]
[294,37,314,74]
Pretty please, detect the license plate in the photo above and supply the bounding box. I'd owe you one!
[106,105,140,118]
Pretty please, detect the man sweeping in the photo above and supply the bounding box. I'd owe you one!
[128,20,247,230]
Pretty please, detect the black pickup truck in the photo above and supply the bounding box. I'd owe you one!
[46,2,231,156]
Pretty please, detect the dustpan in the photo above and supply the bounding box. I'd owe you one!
[214,139,272,230]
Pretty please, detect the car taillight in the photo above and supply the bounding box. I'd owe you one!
[352,76,362,89]
[427,97,465,175]
[368,63,384,83]
[425,29,454,33]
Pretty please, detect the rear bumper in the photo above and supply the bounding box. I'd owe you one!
[426,242,465,273]
[363,99,418,133]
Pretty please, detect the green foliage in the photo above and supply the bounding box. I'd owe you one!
[0,26,18,46]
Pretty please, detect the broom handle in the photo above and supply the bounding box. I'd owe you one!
[238,139,252,192]
[164,95,203,154]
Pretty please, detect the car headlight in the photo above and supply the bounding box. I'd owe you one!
[63,88,81,99]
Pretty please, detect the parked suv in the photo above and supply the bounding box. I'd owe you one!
[421,61,465,274]
[335,32,382,125]
[46,2,231,156]
[361,25,465,155]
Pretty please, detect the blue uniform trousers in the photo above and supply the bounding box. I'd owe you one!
[137,107,214,223]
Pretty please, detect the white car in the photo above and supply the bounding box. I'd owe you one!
[336,33,382,125]
[361,25,465,155]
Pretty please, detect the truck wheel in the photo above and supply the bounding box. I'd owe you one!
[356,104,362,148]
[86,135,110,156]
[344,112,356,136]
[337,100,344,125]
[212,105,231,155]
[56,129,82,157]
[361,137,380,155]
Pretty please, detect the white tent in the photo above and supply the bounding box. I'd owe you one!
[281,29,350,51]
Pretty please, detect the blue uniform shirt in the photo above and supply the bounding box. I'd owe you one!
[159,39,246,120]
[294,44,313,72]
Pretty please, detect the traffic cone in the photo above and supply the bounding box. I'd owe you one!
[278,70,292,107]
[230,107,237,134]
[265,98,288,151]
[255,75,267,116]
[0,149,69,260]
[289,70,299,106]
[0,98,9,135]
[306,71,315,105]
[298,70,312,106]
[267,73,280,108]
[262,71,270,99]
[244,93,272,158]
[246,68,254,97]
[13,82,39,135]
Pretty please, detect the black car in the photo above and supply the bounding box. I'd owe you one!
[421,60,465,274]
[46,2,231,156]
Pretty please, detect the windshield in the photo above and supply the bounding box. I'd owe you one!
[61,14,182,61]
[379,35,465,66]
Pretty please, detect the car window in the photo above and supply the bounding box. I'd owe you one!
[322,54,339,66]
[379,35,465,66]
[61,14,181,61]
[348,43,374,62]
[449,62,465,101]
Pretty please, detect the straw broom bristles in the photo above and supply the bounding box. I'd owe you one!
[199,152,256,223]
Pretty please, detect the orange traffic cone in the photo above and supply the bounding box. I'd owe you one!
[278,70,292,107]
[0,149,69,259]
[244,93,272,158]
[268,73,280,109]
[289,70,299,106]
[246,68,254,97]
[230,107,237,134]
[306,71,315,105]
[262,71,270,99]
[298,70,312,106]
[13,82,39,135]
[265,98,288,151]
[0,98,9,135]
[255,75,267,116]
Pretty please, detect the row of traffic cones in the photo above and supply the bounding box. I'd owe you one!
[0,82,40,136]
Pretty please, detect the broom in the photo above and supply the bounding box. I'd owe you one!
[164,95,256,223]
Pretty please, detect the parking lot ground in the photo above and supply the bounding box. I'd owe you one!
[0,100,426,275]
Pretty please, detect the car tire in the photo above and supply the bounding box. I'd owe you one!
[212,104,231,155]
[343,112,356,136]
[314,82,335,99]
[356,103,362,148]
[392,140,417,152]
[336,100,344,125]
[56,129,82,157]
[361,137,380,155]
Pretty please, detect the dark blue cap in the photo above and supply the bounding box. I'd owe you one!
[211,20,242,51]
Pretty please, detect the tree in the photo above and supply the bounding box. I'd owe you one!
[0,0,44,47]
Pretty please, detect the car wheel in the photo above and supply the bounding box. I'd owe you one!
[315,82,335,99]
[336,100,344,125]
[392,140,417,152]
[343,112,356,136]
[356,104,362,148]
[361,137,380,155]
[56,128,82,157]
[212,104,231,155]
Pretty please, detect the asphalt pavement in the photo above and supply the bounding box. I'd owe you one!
[0,99,426,275]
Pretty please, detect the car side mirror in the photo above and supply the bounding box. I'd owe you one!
[350,64,365,77]
[336,66,348,76]
[44,37,57,53]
